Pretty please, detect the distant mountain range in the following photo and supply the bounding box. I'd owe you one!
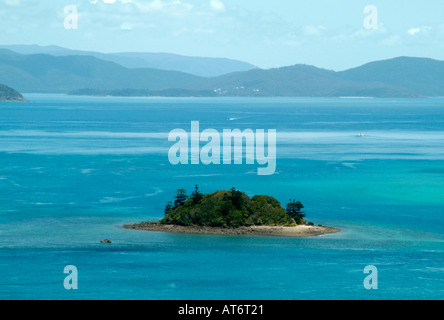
[0,83,26,102]
[0,45,256,78]
[1,45,444,98]
[0,49,203,93]
[336,57,444,97]
[178,63,419,98]
[70,64,418,98]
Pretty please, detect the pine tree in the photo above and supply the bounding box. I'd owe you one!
[164,201,173,215]
[191,185,203,205]
[174,189,188,208]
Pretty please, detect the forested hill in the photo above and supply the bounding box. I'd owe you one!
[0,84,26,102]
[162,187,306,228]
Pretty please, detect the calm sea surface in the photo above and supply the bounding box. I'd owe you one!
[0,94,443,299]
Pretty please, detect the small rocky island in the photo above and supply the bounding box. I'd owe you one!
[0,84,27,102]
[124,187,340,237]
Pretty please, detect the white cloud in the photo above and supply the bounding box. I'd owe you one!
[302,25,326,37]
[210,0,225,12]
[120,22,134,30]
[408,28,420,36]
[92,0,193,15]
[330,24,388,44]
[5,0,20,6]
[173,27,215,36]
[135,0,193,14]
[380,35,402,46]
[408,26,432,36]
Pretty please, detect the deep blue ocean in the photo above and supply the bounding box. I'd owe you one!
[0,94,443,300]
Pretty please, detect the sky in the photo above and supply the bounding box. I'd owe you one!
[0,0,443,70]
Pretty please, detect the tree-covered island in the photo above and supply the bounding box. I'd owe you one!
[163,186,306,227]
[124,186,340,237]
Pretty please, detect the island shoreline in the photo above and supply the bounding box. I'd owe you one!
[123,222,341,237]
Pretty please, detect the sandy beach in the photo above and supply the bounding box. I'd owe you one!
[123,222,341,237]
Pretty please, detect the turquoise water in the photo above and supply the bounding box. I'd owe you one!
[0,94,443,299]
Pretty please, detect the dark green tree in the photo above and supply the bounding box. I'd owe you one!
[230,187,243,210]
[164,201,173,215]
[174,189,188,208]
[190,185,203,205]
[286,199,306,224]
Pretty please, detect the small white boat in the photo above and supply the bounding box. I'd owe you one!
[358,133,365,137]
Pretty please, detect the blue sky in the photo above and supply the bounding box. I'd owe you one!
[1,0,443,70]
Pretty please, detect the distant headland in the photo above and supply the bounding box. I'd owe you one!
[124,186,340,237]
[0,84,27,102]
